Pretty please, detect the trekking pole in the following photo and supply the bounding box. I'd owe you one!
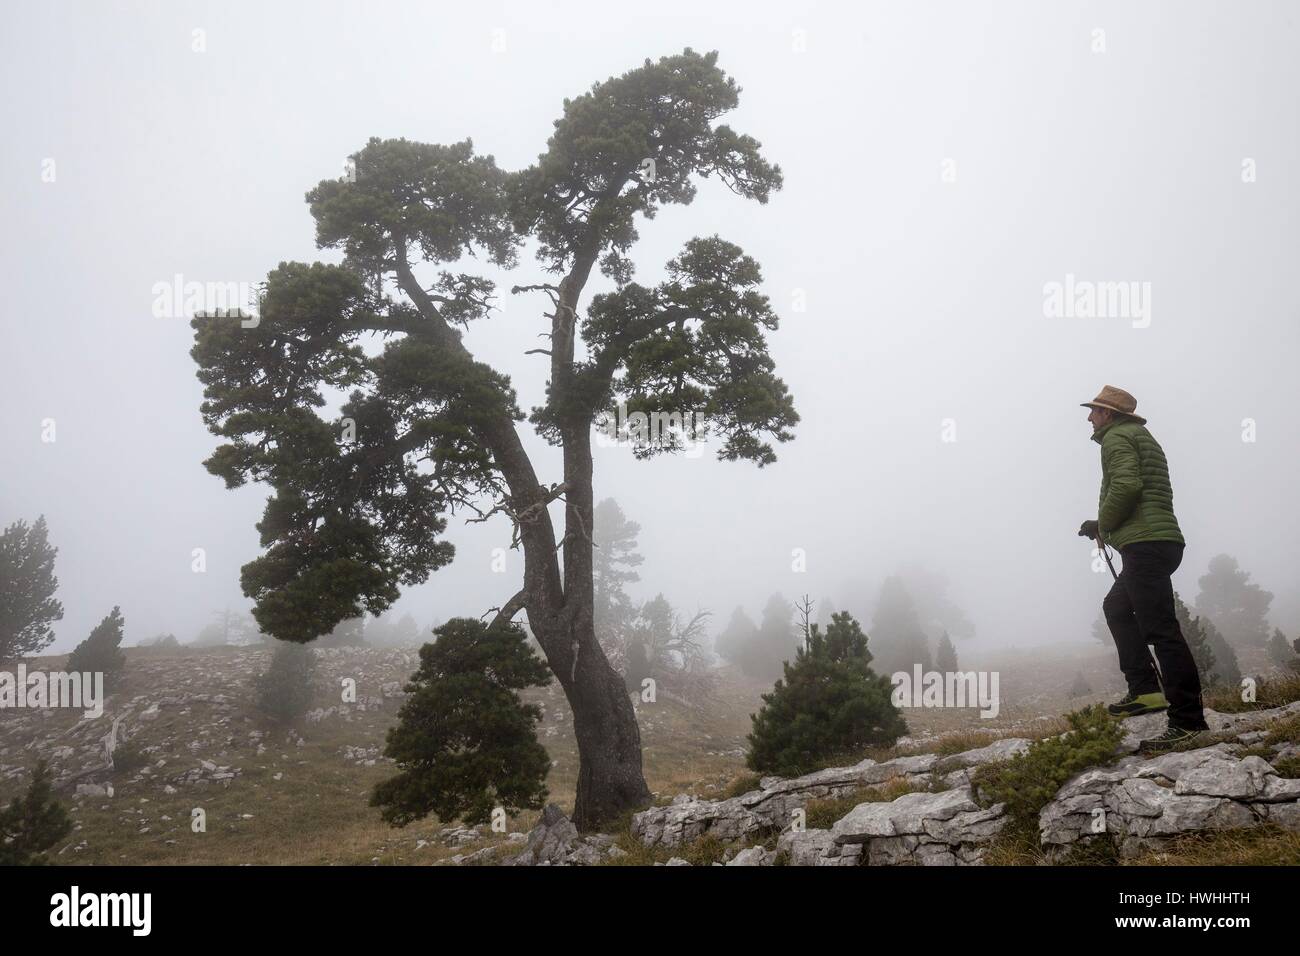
[1096,533,1165,693]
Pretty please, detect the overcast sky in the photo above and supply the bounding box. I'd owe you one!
[3,0,1297,654]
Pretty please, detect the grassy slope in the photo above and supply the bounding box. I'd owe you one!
[0,639,1295,865]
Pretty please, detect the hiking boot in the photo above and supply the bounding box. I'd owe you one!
[1107,691,1168,718]
[1137,724,1205,755]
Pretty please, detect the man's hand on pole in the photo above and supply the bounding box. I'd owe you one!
[1078,519,1099,539]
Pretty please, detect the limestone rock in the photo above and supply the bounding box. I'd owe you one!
[1040,742,1300,859]
[830,787,1007,866]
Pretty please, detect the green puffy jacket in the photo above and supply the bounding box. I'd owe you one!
[1091,418,1185,549]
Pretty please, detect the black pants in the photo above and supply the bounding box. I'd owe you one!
[1102,540,1208,730]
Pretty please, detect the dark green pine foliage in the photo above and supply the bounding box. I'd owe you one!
[255,641,318,723]
[66,607,126,689]
[0,515,65,661]
[372,618,552,827]
[191,257,473,643]
[746,612,906,777]
[0,760,72,865]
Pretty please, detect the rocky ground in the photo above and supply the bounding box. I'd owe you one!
[1,639,1294,865]
[0,643,754,864]
[503,701,1300,866]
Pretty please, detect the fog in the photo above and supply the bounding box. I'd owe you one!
[3,0,1297,656]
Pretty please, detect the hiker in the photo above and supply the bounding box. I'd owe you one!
[1077,385,1210,754]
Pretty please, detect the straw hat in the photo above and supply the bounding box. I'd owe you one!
[1081,385,1146,424]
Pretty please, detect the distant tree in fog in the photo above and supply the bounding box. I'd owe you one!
[869,576,932,676]
[717,593,799,682]
[1266,628,1297,669]
[1201,616,1241,688]
[815,598,838,631]
[1092,611,1110,645]
[192,608,259,647]
[392,613,419,645]
[319,616,366,647]
[897,566,976,642]
[592,498,643,665]
[1174,593,1238,688]
[714,605,757,667]
[623,594,715,701]
[934,631,958,672]
[365,610,420,646]
[1194,554,1273,649]
[0,515,64,662]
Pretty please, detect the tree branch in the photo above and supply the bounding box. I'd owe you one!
[486,590,529,630]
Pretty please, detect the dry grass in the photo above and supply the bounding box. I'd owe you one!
[804,776,928,830]
[1204,671,1300,713]
[1124,826,1300,866]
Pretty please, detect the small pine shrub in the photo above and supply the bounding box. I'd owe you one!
[746,612,907,777]
[111,740,149,776]
[972,704,1125,831]
[0,760,72,865]
[371,618,552,827]
[254,641,317,723]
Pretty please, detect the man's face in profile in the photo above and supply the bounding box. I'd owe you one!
[1088,406,1114,433]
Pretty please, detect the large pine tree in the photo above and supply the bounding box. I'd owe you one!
[190,50,796,828]
[0,515,64,662]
